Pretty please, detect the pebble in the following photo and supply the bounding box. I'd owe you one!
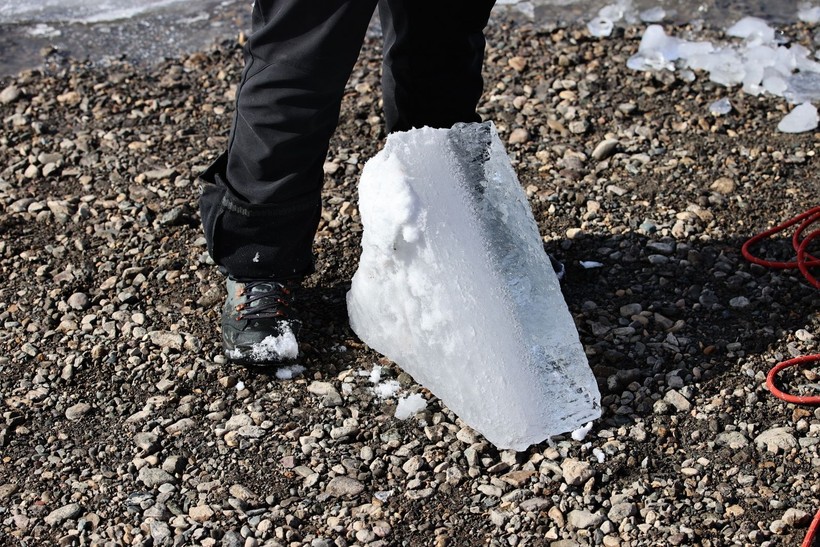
[567,509,605,529]
[189,504,215,523]
[138,467,176,488]
[65,402,92,421]
[508,128,530,144]
[0,84,20,104]
[325,476,365,497]
[67,292,89,310]
[44,503,82,526]
[754,427,798,453]
[592,139,619,161]
[560,459,594,486]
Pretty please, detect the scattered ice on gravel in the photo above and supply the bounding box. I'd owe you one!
[372,380,401,399]
[275,364,306,380]
[622,9,820,132]
[798,2,820,23]
[394,393,427,420]
[709,97,732,115]
[778,102,819,133]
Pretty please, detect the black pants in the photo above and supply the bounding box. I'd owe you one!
[200,0,496,280]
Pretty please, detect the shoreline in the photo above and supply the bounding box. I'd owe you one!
[1,17,819,546]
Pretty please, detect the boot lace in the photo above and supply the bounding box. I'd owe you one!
[236,281,293,321]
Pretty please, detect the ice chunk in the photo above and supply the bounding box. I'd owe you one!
[639,7,666,23]
[798,3,820,23]
[777,102,819,133]
[627,25,681,71]
[587,16,614,38]
[763,71,789,97]
[395,393,427,420]
[726,16,775,45]
[785,72,820,103]
[709,97,732,115]
[347,123,601,451]
[571,422,594,441]
[687,49,746,86]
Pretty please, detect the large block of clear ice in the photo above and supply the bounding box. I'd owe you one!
[347,123,601,451]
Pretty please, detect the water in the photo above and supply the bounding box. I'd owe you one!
[0,0,252,77]
[0,0,810,77]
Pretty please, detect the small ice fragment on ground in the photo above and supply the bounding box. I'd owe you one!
[639,6,666,23]
[373,380,401,399]
[709,97,732,115]
[778,102,819,133]
[275,364,306,380]
[785,72,820,103]
[571,422,594,441]
[248,325,299,362]
[593,447,606,463]
[726,16,775,44]
[587,16,614,37]
[580,261,604,269]
[252,252,260,263]
[395,393,427,420]
[236,381,245,391]
[626,25,680,71]
[374,490,393,502]
[369,365,382,384]
[799,3,820,23]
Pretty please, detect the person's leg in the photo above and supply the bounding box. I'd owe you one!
[378,0,496,133]
[200,0,379,281]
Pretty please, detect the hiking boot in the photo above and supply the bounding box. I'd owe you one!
[221,277,301,365]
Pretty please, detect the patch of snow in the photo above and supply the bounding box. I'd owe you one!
[275,364,306,380]
[395,393,427,420]
[571,422,594,441]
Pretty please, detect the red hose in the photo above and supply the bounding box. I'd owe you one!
[805,509,820,547]
[741,205,820,288]
[743,208,820,546]
[766,355,820,405]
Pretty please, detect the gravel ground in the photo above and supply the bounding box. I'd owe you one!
[1,16,819,547]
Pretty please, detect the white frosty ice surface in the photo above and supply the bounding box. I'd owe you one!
[571,422,594,441]
[777,102,819,133]
[373,380,401,399]
[347,122,601,451]
[226,324,299,363]
[275,365,306,380]
[395,393,427,420]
